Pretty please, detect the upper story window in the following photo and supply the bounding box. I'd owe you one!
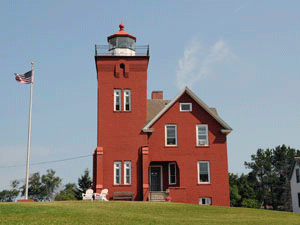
[180,103,192,112]
[165,125,177,146]
[168,163,176,185]
[124,161,131,185]
[196,124,209,146]
[296,168,300,183]
[198,161,210,184]
[114,89,121,111]
[114,161,121,185]
[124,89,131,111]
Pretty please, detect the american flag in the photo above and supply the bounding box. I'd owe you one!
[14,70,33,84]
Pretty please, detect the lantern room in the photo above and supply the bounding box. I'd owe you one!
[107,24,136,56]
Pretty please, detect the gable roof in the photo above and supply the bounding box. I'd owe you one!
[289,157,300,181]
[143,87,232,134]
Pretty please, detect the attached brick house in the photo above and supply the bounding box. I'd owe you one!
[93,24,232,206]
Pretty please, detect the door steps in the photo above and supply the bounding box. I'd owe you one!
[149,192,166,202]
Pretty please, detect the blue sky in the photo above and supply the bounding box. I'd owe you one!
[1,0,299,191]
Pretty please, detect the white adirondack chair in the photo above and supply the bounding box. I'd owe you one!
[82,189,94,201]
[94,189,109,201]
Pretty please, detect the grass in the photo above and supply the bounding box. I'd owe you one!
[0,201,300,225]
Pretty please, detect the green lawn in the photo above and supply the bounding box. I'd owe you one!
[0,201,299,225]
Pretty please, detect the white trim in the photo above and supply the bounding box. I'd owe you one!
[114,161,121,185]
[168,163,176,185]
[180,103,192,112]
[124,89,131,111]
[196,124,209,146]
[143,87,232,134]
[114,89,121,111]
[124,161,131,185]
[165,124,177,146]
[149,165,163,192]
[198,161,210,184]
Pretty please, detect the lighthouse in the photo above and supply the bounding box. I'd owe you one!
[93,24,149,199]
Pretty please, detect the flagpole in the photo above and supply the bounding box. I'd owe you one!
[25,62,34,200]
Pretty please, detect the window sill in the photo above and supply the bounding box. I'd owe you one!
[113,111,131,113]
[197,183,211,185]
[113,184,133,187]
[164,145,178,148]
[196,145,209,148]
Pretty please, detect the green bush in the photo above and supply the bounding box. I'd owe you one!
[241,198,261,209]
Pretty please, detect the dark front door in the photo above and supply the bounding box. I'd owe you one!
[150,166,162,191]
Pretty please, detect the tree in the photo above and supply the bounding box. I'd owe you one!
[229,173,259,208]
[21,169,62,201]
[0,180,20,202]
[42,169,62,201]
[244,145,300,210]
[55,183,77,201]
[76,168,92,200]
[244,148,273,209]
[21,172,44,201]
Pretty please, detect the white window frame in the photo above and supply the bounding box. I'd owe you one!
[168,163,176,185]
[198,161,210,184]
[114,161,121,185]
[180,103,192,112]
[124,161,131,185]
[296,168,300,183]
[124,89,131,111]
[199,197,212,205]
[114,89,121,111]
[196,124,209,146]
[165,124,177,146]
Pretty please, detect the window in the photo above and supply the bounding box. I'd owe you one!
[124,161,131,185]
[168,163,176,185]
[114,161,121,184]
[199,197,212,205]
[198,161,210,183]
[298,193,300,208]
[165,125,177,146]
[296,168,300,183]
[180,103,192,112]
[114,89,121,111]
[124,89,131,111]
[196,124,209,146]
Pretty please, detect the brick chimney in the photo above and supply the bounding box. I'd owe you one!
[151,91,163,100]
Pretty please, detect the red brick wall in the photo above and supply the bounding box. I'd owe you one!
[148,93,230,206]
[94,56,149,200]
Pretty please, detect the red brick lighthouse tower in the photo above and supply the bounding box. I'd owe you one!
[93,24,149,199]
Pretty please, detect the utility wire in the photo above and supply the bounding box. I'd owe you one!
[0,154,93,169]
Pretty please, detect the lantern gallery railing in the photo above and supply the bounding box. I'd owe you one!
[95,45,149,56]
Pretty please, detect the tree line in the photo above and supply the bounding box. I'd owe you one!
[230,144,300,211]
[0,168,92,202]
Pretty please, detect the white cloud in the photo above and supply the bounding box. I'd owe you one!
[176,38,234,89]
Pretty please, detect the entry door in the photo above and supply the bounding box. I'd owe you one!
[150,166,162,191]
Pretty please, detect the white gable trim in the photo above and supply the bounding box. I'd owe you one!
[143,87,232,133]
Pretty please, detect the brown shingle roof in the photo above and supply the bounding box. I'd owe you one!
[147,99,171,121]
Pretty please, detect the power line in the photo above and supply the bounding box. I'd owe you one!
[0,154,93,169]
